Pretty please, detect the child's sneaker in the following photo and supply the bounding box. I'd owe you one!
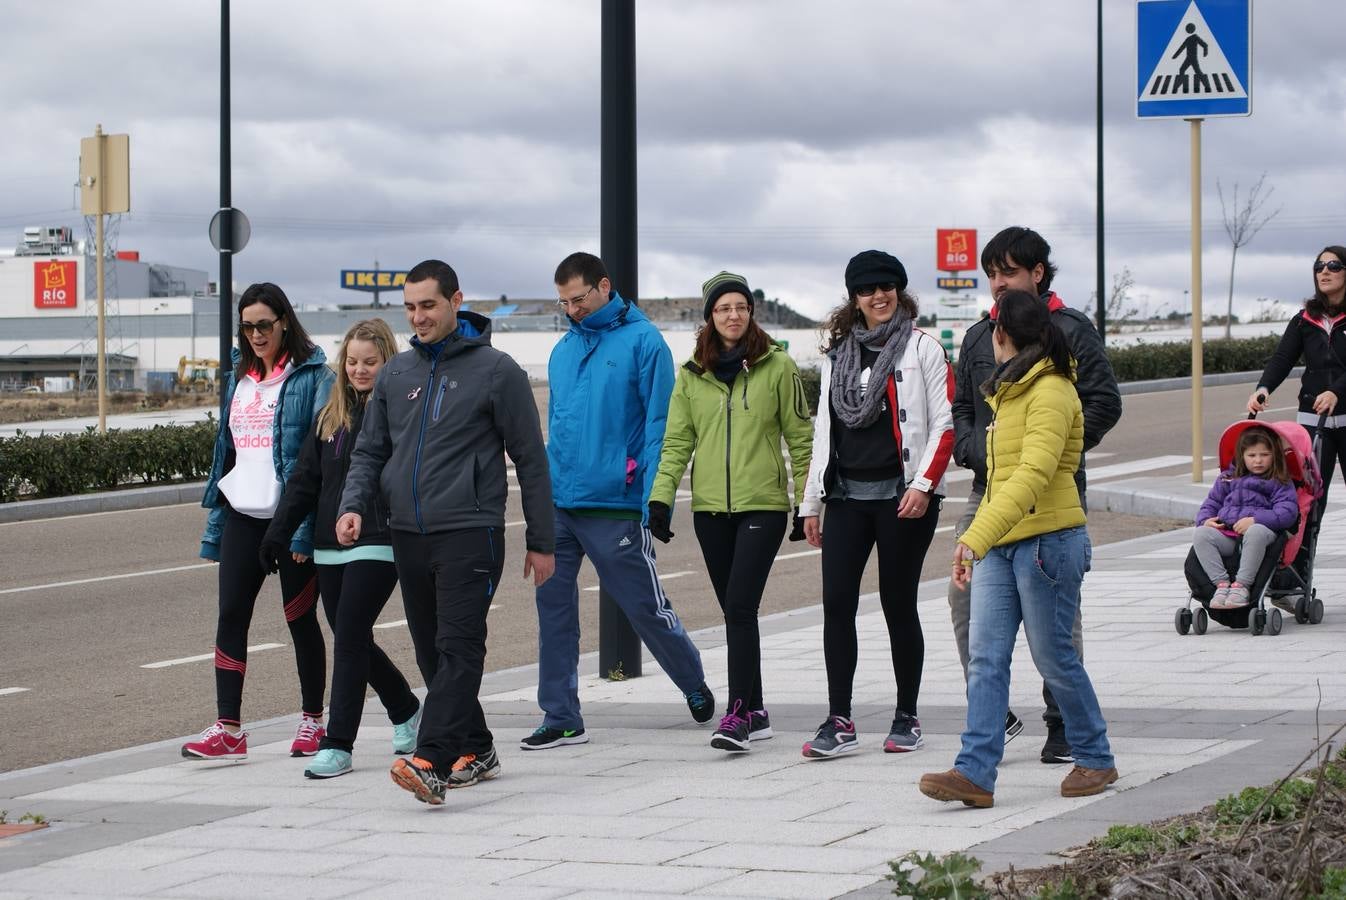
[181,722,248,760]
[1210,581,1232,609]
[392,707,421,755]
[710,701,751,753]
[748,708,773,741]
[304,748,352,779]
[1224,582,1251,609]
[289,714,325,757]
[802,715,858,759]
[390,756,448,804]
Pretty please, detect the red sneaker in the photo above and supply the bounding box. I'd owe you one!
[289,715,325,757]
[181,722,248,760]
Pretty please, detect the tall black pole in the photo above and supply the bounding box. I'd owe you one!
[1095,0,1106,341]
[597,0,643,680]
[218,0,233,415]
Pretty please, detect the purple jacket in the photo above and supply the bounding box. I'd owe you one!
[1196,470,1298,532]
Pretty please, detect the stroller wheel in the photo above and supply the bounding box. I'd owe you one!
[1174,607,1192,636]
[1310,597,1325,625]
[1194,607,1208,635]
[1251,609,1267,636]
[1294,596,1310,625]
[1268,608,1283,636]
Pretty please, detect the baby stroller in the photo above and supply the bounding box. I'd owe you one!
[1174,416,1325,637]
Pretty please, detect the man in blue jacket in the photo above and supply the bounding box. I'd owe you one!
[523,252,713,751]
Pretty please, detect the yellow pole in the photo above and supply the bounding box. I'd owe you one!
[95,124,108,435]
[1190,118,1203,482]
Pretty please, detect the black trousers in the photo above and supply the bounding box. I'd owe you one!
[820,496,940,719]
[692,510,788,713]
[1307,422,1346,513]
[215,511,325,725]
[391,527,503,770]
[315,560,419,753]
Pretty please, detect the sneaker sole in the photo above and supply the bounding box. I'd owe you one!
[883,738,924,753]
[180,748,246,761]
[918,781,994,808]
[519,734,590,751]
[1042,754,1076,765]
[748,727,774,741]
[448,764,501,789]
[390,762,444,805]
[1005,722,1024,744]
[710,734,751,752]
[304,765,352,779]
[801,740,859,759]
[290,749,320,758]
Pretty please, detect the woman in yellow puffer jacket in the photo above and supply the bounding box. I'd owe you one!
[919,289,1117,809]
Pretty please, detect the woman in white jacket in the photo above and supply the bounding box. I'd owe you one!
[799,250,954,760]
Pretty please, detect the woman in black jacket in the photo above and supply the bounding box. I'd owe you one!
[1249,245,1346,510]
[263,319,420,779]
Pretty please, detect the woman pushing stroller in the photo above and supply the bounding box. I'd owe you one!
[1193,425,1299,610]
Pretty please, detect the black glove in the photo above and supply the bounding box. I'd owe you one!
[788,507,806,542]
[258,538,287,574]
[647,501,674,543]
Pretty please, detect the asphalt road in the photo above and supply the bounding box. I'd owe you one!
[0,381,1289,772]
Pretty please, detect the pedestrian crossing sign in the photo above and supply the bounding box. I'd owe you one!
[1137,0,1251,119]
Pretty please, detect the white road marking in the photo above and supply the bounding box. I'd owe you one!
[774,549,821,562]
[583,570,696,592]
[373,619,407,630]
[0,687,31,696]
[1086,455,1210,481]
[141,643,285,670]
[0,563,215,596]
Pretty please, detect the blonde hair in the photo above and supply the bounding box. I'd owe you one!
[316,319,398,441]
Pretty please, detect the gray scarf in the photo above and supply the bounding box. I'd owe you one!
[830,309,914,430]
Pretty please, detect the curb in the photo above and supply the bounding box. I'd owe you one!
[1087,483,1203,521]
[1117,366,1301,396]
[0,482,205,524]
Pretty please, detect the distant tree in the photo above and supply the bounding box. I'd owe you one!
[1218,173,1282,339]
[1095,267,1139,334]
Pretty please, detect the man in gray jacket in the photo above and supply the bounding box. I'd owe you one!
[949,227,1122,765]
[336,259,555,805]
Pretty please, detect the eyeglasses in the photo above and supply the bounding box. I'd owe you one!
[557,285,596,309]
[1314,260,1345,274]
[855,282,898,297]
[239,318,280,336]
[712,304,751,317]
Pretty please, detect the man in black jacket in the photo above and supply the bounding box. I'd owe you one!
[336,259,556,805]
[948,227,1122,765]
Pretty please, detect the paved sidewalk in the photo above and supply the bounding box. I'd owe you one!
[2,497,1343,898]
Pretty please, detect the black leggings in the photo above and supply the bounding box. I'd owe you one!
[692,510,788,713]
[316,560,419,753]
[215,511,325,726]
[1308,422,1346,512]
[820,496,941,719]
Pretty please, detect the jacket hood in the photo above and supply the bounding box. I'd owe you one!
[683,339,785,375]
[989,355,1075,402]
[569,291,647,334]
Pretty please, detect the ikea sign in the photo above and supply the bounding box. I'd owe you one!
[937,277,978,291]
[341,269,409,292]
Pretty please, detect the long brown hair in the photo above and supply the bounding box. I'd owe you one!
[1306,245,1346,319]
[235,282,316,379]
[315,319,399,441]
[818,289,919,352]
[1233,426,1289,483]
[694,316,773,370]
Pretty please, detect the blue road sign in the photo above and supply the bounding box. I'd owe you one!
[1137,0,1251,119]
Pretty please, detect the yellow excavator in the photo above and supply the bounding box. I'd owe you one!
[176,357,219,394]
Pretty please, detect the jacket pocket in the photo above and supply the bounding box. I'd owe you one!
[432,375,449,422]
[766,433,785,489]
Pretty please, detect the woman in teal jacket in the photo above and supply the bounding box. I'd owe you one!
[650,271,813,753]
[182,282,334,762]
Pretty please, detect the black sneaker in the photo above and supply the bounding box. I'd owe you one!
[748,708,773,741]
[390,756,448,805]
[448,746,501,788]
[1005,710,1024,744]
[519,725,589,751]
[883,711,924,752]
[710,702,751,752]
[802,715,858,759]
[1041,724,1074,765]
[686,682,716,724]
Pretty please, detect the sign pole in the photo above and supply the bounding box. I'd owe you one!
[94,124,108,435]
[1190,117,1203,483]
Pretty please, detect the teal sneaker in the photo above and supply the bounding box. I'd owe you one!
[304,748,352,779]
[392,707,422,755]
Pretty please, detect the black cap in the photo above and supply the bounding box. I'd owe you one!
[844,250,908,295]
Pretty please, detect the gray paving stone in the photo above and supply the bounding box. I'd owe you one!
[134,824,371,852]
[504,860,742,893]
[325,853,553,885]
[485,813,693,840]
[343,884,569,900]
[488,835,718,865]
[157,873,381,899]
[0,865,199,896]
[143,847,367,878]
[337,830,535,858]
[672,841,896,875]
[34,843,207,871]
[695,870,879,898]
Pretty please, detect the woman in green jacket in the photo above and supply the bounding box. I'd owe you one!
[919,290,1117,809]
[649,271,813,753]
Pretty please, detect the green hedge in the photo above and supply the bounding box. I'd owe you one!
[0,420,217,503]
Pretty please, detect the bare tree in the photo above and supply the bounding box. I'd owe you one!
[1218,173,1282,339]
[1102,267,1139,334]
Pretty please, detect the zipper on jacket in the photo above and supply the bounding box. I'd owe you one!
[432,375,448,421]
[741,361,750,410]
[725,389,734,511]
[411,358,439,534]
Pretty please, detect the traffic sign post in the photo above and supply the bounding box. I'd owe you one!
[1137,0,1252,483]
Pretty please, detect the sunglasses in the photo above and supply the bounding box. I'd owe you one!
[855,282,898,297]
[1314,260,1345,274]
[239,318,280,336]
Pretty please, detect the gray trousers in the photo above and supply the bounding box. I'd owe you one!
[948,483,1084,725]
[1193,523,1277,587]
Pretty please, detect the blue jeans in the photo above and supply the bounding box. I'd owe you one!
[533,510,705,730]
[955,526,1113,792]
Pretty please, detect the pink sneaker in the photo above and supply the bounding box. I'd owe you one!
[290,715,325,757]
[181,722,248,760]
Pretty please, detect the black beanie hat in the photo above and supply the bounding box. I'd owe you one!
[701,271,754,321]
[844,250,908,295]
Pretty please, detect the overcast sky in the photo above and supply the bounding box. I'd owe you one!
[2,0,1342,322]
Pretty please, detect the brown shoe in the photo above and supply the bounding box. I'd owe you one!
[1060,765,1119,798]
[919,768,994,808]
